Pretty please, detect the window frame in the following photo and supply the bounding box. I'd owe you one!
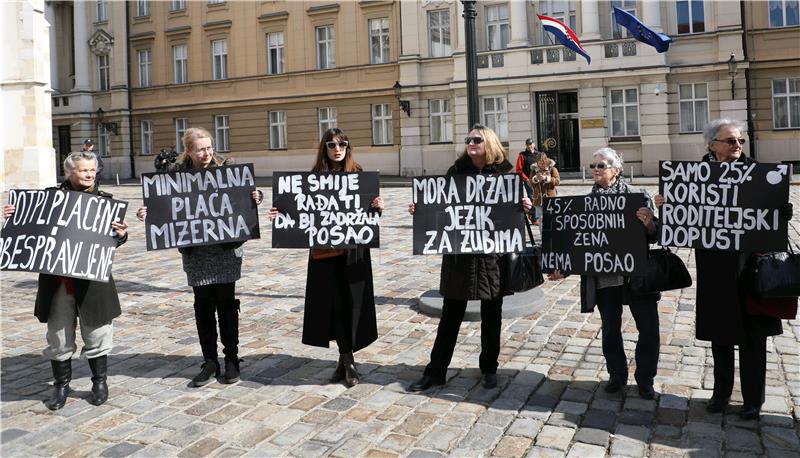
[136,0,150,17]
[318,107,338,138]
[485,4,510,51]
[269,111,288,150]
[267,31,285,75]
[175,118,188,151]
[211,39,228,80]
[98,54,110,91]
[316,25,336,69]
[429,98,453,144]
[539,0,577,44]
[677,0,706,35]
[678,83,709,133]
[481,95,508,140]
[96,0,107,22]
[610,0,637,39]
[98,124,110,157]
[214,115,230,151]
[170,0,186,12]
[371,103,393,145]
[608,87,640,138]
[173,44,188,84]
[140,120,153,156]
[369,18,390,64]
[769,0,800,28]
[137,49,152,88]
[772,77,800,129]
[428,9,452,57]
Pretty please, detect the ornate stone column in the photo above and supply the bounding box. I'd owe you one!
[508,0,529,47]
[581,0,601,40]
[73,0,89,91]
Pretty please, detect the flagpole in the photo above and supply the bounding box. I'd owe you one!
[462,0,479,128]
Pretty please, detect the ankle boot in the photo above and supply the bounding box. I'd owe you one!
[223,357,241,384]
[329,355,345,383]
[46,359,71,411]
[192,359,220,387]
[87,356,108,406]
[341,352,359,388]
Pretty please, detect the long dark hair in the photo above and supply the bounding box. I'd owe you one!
[312,128,362,172]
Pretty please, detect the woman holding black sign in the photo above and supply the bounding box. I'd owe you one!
[407,124,532,392]
[136,127,263,387]
[269,128,384,388]
[548,147,660,399]
[3,151,129,410]
[656,118,790,420]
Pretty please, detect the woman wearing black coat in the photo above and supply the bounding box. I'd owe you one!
[408,124,532,391]
[270,128,384,388]
[3,151,129,411]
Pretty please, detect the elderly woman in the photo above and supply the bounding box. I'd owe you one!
[549,147,660,399]
[137,127,262,387]
[3,151,129,410]
[685,118,785,419]
[407,124,532,392]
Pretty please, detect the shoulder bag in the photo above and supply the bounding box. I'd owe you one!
[629,247,692,293]
[749,242,800,298]
[502,215,545,293]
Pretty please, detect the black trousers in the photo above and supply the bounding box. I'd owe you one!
[329,257,354,354]
[711,337,767,408]
[596,286,660,386]
[424,297,502,379]
[192,282,239,362]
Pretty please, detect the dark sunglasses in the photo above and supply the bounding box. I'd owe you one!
[589,162,610,170]
[464,136,484,145]
[325,140,349,149]
[713,138,746,146]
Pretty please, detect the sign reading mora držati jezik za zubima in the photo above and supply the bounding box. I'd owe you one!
[141,164,261,251]
[0,189,128,282]
[658,160,790,251]
[411,174,525,255]
[540,193,648,275]
[271,172,381,248]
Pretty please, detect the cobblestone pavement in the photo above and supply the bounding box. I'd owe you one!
[2,183,799,457]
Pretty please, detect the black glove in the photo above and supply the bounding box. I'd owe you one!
[178,246,194,255]
[779,203,794,221]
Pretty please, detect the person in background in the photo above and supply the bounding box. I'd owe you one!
[82,139,104,182]
[528,149,560,225]
[269,128,384,388]
[3,151,129,410]
[516,138,539,204]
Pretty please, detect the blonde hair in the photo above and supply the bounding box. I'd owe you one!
[462,124,507,165]
[178,127,225,167]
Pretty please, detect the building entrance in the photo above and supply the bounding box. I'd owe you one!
[535,91,580,171]
[57,125,71,176]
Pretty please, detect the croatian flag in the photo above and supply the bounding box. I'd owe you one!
[537,14,591,64]
[613,7,672,53]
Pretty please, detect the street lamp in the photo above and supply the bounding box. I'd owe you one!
[96,107,119,134]
[393,81,411,117]
[462,0,479,127]
[727,52,738,100]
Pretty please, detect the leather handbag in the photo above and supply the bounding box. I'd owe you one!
[749,243,800,298]
[502,216,544,294]
[629,248,692,293]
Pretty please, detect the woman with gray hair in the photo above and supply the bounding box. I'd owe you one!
[548,147,661,399]
[3,151,129,410]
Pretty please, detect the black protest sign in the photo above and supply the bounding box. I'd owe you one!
[541,193,648,275]
[1,189,128,282]
[412,174,524,255]
[658,161,790,251]
[141,164,260,251]
[271,172,380,249]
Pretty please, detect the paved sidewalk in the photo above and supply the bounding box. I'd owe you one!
[1,184,799,457]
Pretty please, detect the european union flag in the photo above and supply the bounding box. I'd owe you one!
[613,7,672,53]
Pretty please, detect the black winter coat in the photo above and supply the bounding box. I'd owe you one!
[694,154,782,345]
[302,247,378,352]
[438,155,514,301]
[34,184,127,326]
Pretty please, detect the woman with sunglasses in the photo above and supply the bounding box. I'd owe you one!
[548,147,660,399]
[269,128,383,387]
[407,124,532,392]
[136,127,263,387]
[657,118,787,420]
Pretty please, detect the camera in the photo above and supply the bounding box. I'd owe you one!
[154,147,178,171]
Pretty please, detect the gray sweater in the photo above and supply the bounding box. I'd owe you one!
[182,244,243,287]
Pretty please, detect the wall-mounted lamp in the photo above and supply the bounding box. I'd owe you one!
[96,107,119,134]
[727,52,738,100]
[653,84,675,96]
[393,81,411,117]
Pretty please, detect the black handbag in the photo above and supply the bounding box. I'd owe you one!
[750,243,800,298]
[629,248,692,293]
[502,216,545,293]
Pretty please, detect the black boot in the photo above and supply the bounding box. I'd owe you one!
[329,356,345,384]
[46,359,71,411]
[87,356,108,406]
[192,359,220,387]
[218,300,240,384]
[193,298,219,366]
[341,352,359,388]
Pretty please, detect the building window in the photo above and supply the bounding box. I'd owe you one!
[214,115,230,151]
[173,45,188,84]
[96,0,107,21]
[212,39,228,80]
[677,0,705,34]
[611,0,636,38]
[98,54,110,91]
[170,0,186,11]
[773,78,800,128]
[486,4,510,50]
[679,83,709,133]
[428,10,451,57]
[429,98,453,143]
[208,0,225,4]
[609,88,639,137]
[98,125,110,157]
[539,0,576,44]
[137,49,152,87]
[269,111,287,149]
[371,104,393,145]
[369,18,390,64]
[316,26,336,69]
[318,107,337,138]
[770,0,800,27]
[136,0,150,17]
[175,118,188,151]
[267,32,285,75]
[140,121,153,156]
[481,96,508,140]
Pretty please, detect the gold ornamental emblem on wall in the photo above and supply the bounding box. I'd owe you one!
[543,137,557,150]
